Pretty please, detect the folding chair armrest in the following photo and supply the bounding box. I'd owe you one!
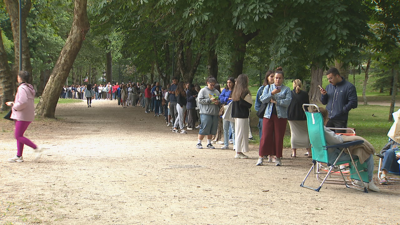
[326,140,364,149]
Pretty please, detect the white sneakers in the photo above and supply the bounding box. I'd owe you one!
[354,179,380,192]
[8,156,24,163]
[235,153,249,159]
[34,146,44,162]
[256,158,263,166]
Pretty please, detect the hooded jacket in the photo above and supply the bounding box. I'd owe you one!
[11,83,36,122]
[320,77,357,121]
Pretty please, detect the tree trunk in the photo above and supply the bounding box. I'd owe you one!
[35,0,89,118]
[106,51,112,83]
[362,58,371,105]
[335,60,348,80]
[309,63,324,103]
[177,39,203,84]
[4,0,32,80]
[207,34,218,81]
[229,30,259,78]
[0,30,14,111]
[37,69,51,96]
[389,66,398,122]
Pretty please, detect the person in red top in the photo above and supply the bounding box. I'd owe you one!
[112,82,119,101]
[144,84,152,113]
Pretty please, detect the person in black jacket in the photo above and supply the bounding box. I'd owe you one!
[231,74,253,159]
[287,79,311,158]
[173,81,187,134]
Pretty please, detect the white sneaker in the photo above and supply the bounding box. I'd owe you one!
[275,158,282,166]
[195,125,201,129]
[367,181,380,192]
[196,143,203,149]
[207,144,215,149]
[187,127,193,131]
[167,122,171,127]
[34,146,44,162]
[172,128,178,133]
[229,139,233,144]
[180,130,187,134]
[217,141,224,145]
[8,155,24,163]
[221,146,229,150]
[256,158,263,166]
[235,153,249,159]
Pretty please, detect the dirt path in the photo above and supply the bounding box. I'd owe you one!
[0,100,399,224]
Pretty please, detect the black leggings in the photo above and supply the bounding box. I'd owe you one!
[87,97,92,105]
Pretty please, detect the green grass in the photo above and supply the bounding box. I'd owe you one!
[34,98,82,104]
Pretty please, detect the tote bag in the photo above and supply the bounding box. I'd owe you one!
[388,109,400,143]
[222,102,234,122]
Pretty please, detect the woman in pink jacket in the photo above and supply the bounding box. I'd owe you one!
[6,71,42,163]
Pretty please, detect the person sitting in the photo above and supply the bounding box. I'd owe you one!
[320,107,380,192]
[379,144,400,185]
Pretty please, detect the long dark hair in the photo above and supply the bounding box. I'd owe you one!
[175,81,187,97]
[263,70,274,86]
[87,84,92,91]
[232,74,250,101]
[224,77,235,90]
[18,71,31,84]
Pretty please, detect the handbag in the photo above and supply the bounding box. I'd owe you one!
[218,104,225,116]
[222,102,234,122]
[3,110,13,121]
[256,85,270,119]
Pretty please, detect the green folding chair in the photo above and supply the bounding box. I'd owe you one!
[300,104,369,193]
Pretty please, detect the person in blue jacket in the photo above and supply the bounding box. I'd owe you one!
[219,77,235,149]
[320,67,357,132]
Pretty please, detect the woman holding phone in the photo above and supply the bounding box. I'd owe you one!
[257,67,292,166]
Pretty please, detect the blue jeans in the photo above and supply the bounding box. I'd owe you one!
[154,100,161,115]
[328,149,375,181]
[382,148,400,174]
[223,119,235,147]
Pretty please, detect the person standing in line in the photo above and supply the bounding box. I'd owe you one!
[231,74,253,159]
[212,83,223,144]
[196,77,220,149]
[287,79,311,158]
[121,84,128,108]
[112,82,119,101]
[219,77,236,150]
[94,84,99,100]
[144,84,152,113]
[186,83,198,131]
[140,82,146,108]
[132,83,139,106]
[173,81,187,134]
[6,71,43,163]
[85,84,95,107]
[168,77,179,126]
[255,70,274,139]
[320,67,358,132]
[154,86,162,116]
[98,84,103,99]
[257,67,292,166]
[127,84,133,106]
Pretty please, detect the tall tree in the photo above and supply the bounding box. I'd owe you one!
[0,29,13,111]
[35,0,89,118]
[4,0,32,77]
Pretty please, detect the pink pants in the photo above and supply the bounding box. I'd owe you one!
[15,121,37,157]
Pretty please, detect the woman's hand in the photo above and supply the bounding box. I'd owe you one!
[5,101,13,106]
[396,153,400,160]
[211,98,219,105]
[270,99,277,104]
[271,89,281,95]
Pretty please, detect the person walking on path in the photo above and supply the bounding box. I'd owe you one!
[196,77,220,149]
[257,67,292,166]
[231,74,253,159]
[6,71,43,163]
[320,67,358,132]
[85,84,95,107]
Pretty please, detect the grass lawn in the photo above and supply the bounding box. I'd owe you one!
[34,98,83,104]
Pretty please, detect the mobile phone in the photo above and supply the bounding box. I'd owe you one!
[276,86,281,90]
[318,85,323,90]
